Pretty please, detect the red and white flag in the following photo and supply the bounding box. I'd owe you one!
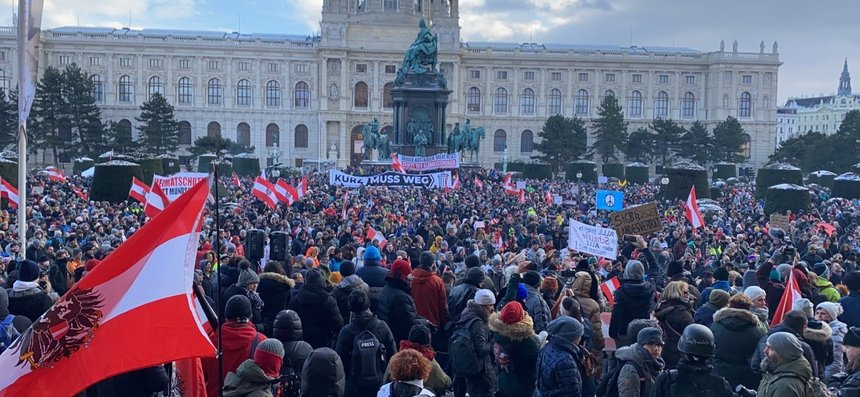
[452,176,460,190]
[518,189,526,204]
[272,179,291,205]
[128,177,149,203]
[297,176,309,198]
[341,190,350,220]
[70,184,88,201]
[232,172,241,187]
[42,166,66,183]
[771,268,803,327]
[545,190,553,205]
[0,180,215,396]
[600,277,622,306]
[0,178,19,208]
[391,153,405,173]
[474,177,483,189]
[684,186,705,229]
[503,173,519,195]
[494,231,504,251]
[367,226,387,249]
[143,182,170,218]
[252,176,279,209]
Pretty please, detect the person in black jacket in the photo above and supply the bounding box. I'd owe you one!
[257,261,294,335]
[378,259,418,345]
[356,246,387,313]
[273,309,314,378]
[453,289,497,397]
[223,261,263,327]
[5,260,52,323]
[609,260,657,346]
[289,269,343,348]
[94,365,169,397]
[331,261,369,325]
[335,289,396,397]
[447,267,483,325]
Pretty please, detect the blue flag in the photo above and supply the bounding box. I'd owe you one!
[596,190,624,211]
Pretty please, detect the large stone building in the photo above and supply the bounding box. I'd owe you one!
[0,0,781,169]
[780,60,859,142]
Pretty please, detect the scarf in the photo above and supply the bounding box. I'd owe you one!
[12,280,41,293]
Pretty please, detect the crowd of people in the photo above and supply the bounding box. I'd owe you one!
[1,166,860,396]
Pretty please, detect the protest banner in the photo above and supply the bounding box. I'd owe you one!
[568,220,618,259]
[152,172,209,201]
[609,202,662,237]
[398,152,460,171]
[596,190,624,211]
[329,169,451,189]
[769,213,790,231]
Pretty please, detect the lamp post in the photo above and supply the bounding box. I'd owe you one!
[576,171,583,181]
[661,176,669,185]
[503,143,508,173]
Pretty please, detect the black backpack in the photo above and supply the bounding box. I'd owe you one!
[350,319,387,388]
[596,357,643,397]
[277,343,302,397]
[661,369,733,397]
[449,318,482,377]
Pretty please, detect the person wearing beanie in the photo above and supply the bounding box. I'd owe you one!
[382,324,452,396]
[534,316,585,396]
[488,301,540,397]
[815,301,847,379]
[331,260,369,325]
[411,251,449,331]
[5,259,52,323]
[379,258,418,345]
[755,258,788,319]
[257,261,296,335]
[841,271,860,328]
[710,292,767,389]
[448,267,484,324]
[539,276,559,309]
[222,260,264,328]
[0,287,31,353]
[334,289,396,397]
[701,267,732,304]
[614,327,665,397]
[757,332,813,397]
[202,295,267,397]
[222,339,286,396]
[272,309,313,378]
[520,270,551,334]
[693,288,729,327]
[809,265,841,303]
[751,310,819,380]
[831,326,860,396]
[555,271,605,354]
[301,347,346,397]
[452,287,497,397]
[356,244,387,313]
[289,269,344,349]
[609,259,657,345]
[742,286,769,326]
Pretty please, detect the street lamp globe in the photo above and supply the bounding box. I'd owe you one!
[576,172,583,179]
[661,177,670,185]
[272,168,281,178]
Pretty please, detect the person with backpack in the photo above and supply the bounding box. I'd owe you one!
[273,309,314,397]
[651,324,733,397]
[608,260,656,347]
[332,261,369,325]
[0,287,30,355]
[378,259,419,345]
[488,301,540,397]
[377,349,435,397]
[202,295,268,397]
[335,289,396,397]
[447,267,483,325]
[534,316,585,397]
[289,269,343,349]
[757,332,815,397]
[600,327,665,397]
[449,289,497,397]
[223,339,286,397]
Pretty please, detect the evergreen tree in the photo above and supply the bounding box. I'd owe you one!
[63,64,106,157]
[712,116,747,163]
[624,127,654,164]
[650,118,685,166]
[8,89,38,155]
[136,92,179,155]
[30,66,66,164]
[681,121,712,166]
[837,109,860,136]
[590,95,628,163]
[189,135,251,158]
[770,131,824,166]
[532,114,588,173]
[0,89,16,149]
[105,120,134,154]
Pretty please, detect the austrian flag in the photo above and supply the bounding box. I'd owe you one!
[143,182,170,218]
[128,177,149,203]
[0,178,19,207]
[252,176,279,209]
[367,226,387,249]
[600,277,621,306]
[391,153,405,173]
[684,186,705,229]
[42,166,66,182]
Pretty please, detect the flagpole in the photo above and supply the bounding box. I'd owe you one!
[212,160,224,397]
[16,126,25,258]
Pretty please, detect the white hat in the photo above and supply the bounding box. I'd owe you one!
[816,302,843,322]
[474,289,496,306]
[743,286,766,302]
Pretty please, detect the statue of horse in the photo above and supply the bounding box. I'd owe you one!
[361,124,377,160]
[464,127,485,162]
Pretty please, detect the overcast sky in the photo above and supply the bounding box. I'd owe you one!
[25,0,859,104]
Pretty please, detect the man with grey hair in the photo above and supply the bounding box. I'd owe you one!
[756,332,814,397]
[608,259,657,345]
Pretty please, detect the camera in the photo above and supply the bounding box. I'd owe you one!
[623,234,637,242]
[783,245,796,258]
[560,269,577,278]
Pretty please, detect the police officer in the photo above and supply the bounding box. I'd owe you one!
[651,324,733,397]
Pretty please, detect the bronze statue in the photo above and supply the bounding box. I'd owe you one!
[395,19,438,86]
[414,129,428,157]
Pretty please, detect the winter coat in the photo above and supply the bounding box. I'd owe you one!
[693,302,720,327]
[569,272,606,352]
[534,335,582,397]
[334,310,396,396]
[756,262,786,318]
[840,290,860,328]
[5,286,52,323]
[257,272,294,333]
[615,343,665,397]
[331,275,370,326]
[803,319,834,379]
[411,268,449,329]
[653,298,694,370]
[826,319,848,379]
[223,359,277,397]
[94,365,170,397]
[831,359,860,397]
[757,356,813,397]
[382,341,451,396]
[700,280,731,304]
[378,277,418,345]
[710,307,767,389]
[289,278,344,349]
[301,347,346,397]
[202,320,267,397]
[488,311,540,396]
[447,281,478,325]
[608,280,656,342]
[524,284,551,334]
[651,360,733,397]
[224,284,263,326]
[813,276,841,302]
[356,259,387,313]
[751,324,818,378]
[456,301,497,396]
[376,380,434,397]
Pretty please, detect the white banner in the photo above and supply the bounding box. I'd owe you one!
[152,172,209,201]
[398,152,460,171]
[329,169,451,189]
[568,220,618,259]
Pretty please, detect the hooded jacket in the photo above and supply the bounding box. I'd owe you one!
[757,356,813,397]
[273,310,313,375]
[826,319,847,379]
[223,359,277,397]
[257,272,295,332]
[653,298,694,370]
[615,343,664,397]
[524,284,551,334]
[356,257,387,313]
[803,319,833,379]
[608,262,656,340]
[331,275,369,325]
[410,267,449,328]
[456,301,497,395]
[710,307,767,389]
[569,271,605,352]
[488,311,540,396]
[378,277,418,344]
[534,334,583,397]
[812,275,840,303]
[301,347,346,397]
[288,272,343,349]
[202,320,267,397]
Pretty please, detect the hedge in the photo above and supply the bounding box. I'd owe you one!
[137,158,164,185]
[90,161,143,203]
[159,155,181,175]
[664,162,709,200]
[0,158,17,186]
[764,184,811,216]
[507,162,526,173]
[625,163,650,184]
[207,160,233,177]
[73,158,95,175]
[714,163,737,180]
[565,161,598,182]
[832,173,860,199]
[602,163,625,179]
[756,163,803,198]
[232,155,262,177]
[522,164,552,180]
[808,170,836,189]
[197,155,217,172]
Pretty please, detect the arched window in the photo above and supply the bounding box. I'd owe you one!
[604,89,615,98]
[207,121,221,138]
[547,89,562,115]
[520,88,535,114]
[178,121,192,145]
[236,79,251,106]
[741,134,752,159]
[118,75,133,102]
[294,124,309,148]
[236,122,251,146]
[265,80,281,107]
[295,82,309,108]
[575,89,589,115]
[382,82,394,108]
[494,87,508,114]
[467,87,481,113]
[655,91,669,118]
[520,130,534,153]
[118,119,133,143]
[739,92,752,118]
[266,123,280,147]
[384,0,397,11]
[681,92,696,119]
[207,78,222,105]
[354,81,369,108]
[493,129,507,152]
[177,77,193,104]
[147,76,162,100]
[628,90,643,117]
[91,74,103,102]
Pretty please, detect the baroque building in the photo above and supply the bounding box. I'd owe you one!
[0,0,780,169]
[780,60,859,142]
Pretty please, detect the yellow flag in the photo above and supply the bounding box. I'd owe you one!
[619,179,628,187]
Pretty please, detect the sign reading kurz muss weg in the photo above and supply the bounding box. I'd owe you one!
[609,202,662,237]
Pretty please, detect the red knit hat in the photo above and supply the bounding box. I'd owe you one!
[388,258,412,280]
[85,259,101,272]
[499,301,524,325]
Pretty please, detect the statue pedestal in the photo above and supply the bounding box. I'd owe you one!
[327,150,338,160]
[391,71,452,149]
[392,144,447,157]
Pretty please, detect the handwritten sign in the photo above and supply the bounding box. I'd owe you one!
[568,220,618,259]
[770,214,790,231]
[609,202,662,237]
